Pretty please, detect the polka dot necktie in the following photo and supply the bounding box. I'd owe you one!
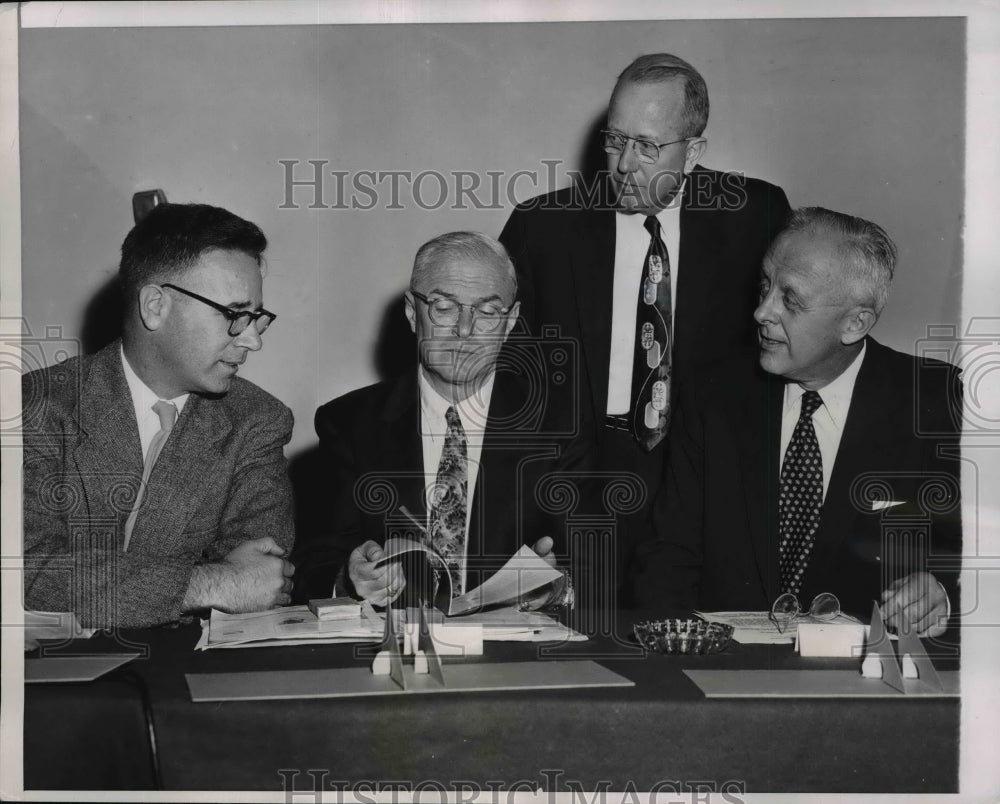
[778,390,824,595]
[428,406,468,597]
[630,215,673,451]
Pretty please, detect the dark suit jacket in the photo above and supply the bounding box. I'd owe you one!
[499,165,792,446]
[297,369,587,601]
[22,341,296,628]
[631,338,963,619]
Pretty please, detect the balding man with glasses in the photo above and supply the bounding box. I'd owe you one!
[22,203,296,628]
[299,231,580,609]
[501,54,790,603]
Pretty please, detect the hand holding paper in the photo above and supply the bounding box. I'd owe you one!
[348,540,406,606]
[880,571,948,638]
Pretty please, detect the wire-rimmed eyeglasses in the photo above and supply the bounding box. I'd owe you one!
[162,283,276,336]
[600,128,692,164]
[409,289,513,334]
[769,592,841,634]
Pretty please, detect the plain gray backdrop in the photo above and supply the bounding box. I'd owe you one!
[19,17,964,456]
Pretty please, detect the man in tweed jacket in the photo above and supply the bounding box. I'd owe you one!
[22,204,295,628]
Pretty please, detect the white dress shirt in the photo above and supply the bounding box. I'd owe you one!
[606,181,684,415]
[417,368,495,592]
[779,341,866,501]
[121,347,189,458]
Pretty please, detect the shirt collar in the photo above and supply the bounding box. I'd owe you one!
[417,366,495,437]
[615,176,686,229]
[783,340,867,428]
[120,346,189,419]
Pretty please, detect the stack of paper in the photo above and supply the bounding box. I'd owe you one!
[196,605,384,650]
[695,610,863,645]
[453,607,587,643]
[196,604,586,650]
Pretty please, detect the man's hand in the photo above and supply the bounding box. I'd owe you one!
[183,536,294,614]
[531,536,558,568]
[519,536,569,611]
[348,540,406,606]
[880,571,949,638]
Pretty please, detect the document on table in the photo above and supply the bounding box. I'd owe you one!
[378,539,563,616]
[197,604,585,650]
[24,610,95,650]
[196,604,385,650]
[451,607,587,643]
[695,610,864,645]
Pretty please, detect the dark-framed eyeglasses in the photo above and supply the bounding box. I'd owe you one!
[769,591,841,634]
[600,128,692,164]
[409,289,513,334]
[161,283,276,336]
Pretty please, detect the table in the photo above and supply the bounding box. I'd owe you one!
[22,614,959,794]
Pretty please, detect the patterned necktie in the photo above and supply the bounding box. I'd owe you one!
[123,400,178,551]
[778,390,824,595]
[630,215,673,451]
[428,406,468,597]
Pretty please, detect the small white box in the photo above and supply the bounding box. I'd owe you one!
[798,623,868,657]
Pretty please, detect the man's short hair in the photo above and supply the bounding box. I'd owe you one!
[411,231,517,301]
[775,207,897,314]
[119,203,267,299]
[613,53,710,138]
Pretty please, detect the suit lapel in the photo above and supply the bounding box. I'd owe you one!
[675,167,724,381]
[126,392,234,553]
[381,370,429,523]
[737,367,783,605]
[570,205,616,422]
[72,344,144,532]
[807,340,896,584]
[471,372,534,559]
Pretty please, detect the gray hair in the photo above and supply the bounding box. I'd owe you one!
[411,231,517,301]
[612,53,710,138]
[773,207,897,314]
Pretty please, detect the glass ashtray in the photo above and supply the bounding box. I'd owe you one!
[633,618,734,655]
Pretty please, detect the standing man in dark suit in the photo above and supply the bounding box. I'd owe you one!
[22,203,296,628]
[633,208,962,636]
[302,232,577,608]
[500,53,791,600]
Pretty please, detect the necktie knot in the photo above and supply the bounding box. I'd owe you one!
[153,400,178,432]
[643,215,661,239]
[799,390,823,420]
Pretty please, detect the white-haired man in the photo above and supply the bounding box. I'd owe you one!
[633,208,962,638]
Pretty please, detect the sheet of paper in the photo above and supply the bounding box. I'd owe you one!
[23,610,96,649]
[449,546,563,616]
[378,539,563,616]
[696,610,864,645]
[685,669,960,698]
[25,653,139,683]
[449,606,587,642]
